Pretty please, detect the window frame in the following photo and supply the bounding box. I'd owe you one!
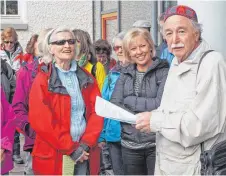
[1,0,28,30]
[101,12,117,40]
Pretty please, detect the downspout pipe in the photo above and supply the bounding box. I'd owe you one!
[92,1,95,41]
[151,1,158,46]
[100,1,103,39]
[117,1,121,32]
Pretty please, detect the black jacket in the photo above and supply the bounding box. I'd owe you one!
[1,59,16,103]
[110,57,169,144]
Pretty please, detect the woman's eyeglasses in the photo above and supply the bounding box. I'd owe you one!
[113,46,122,52]
[4,41,14,44]
[49,39,76,45]
[95,47,108,53]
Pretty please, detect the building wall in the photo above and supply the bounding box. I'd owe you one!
[14,1,93,49]
[178,1,226,58]
[93,1,153,42]
[93,1,101,42]
[102,1,118,11]
[120,1,152,32]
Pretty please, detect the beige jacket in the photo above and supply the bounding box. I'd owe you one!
[151,40,226,175]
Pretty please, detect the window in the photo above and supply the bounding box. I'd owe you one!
[0,0,28,30]
[1,0,18,15]
[101,12,117,41]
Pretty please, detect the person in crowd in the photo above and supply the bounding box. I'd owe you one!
[1,87,17,175]
[1,58,16,104]
[28,27,103,175]
[110,28,169,175]
[0,27,23,72]
[0,27,24,165]
[156,12,174,65]
[72,29,106,91]
[98,31,130,175]
[94,39,116,74]
[132,20,152,33]
[12,29,52,175]
[135,5,226,175]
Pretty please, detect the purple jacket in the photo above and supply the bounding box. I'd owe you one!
[1,87,16,174]
[12,57,39,151]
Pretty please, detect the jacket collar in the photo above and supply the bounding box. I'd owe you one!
[123,57,168,76]
[172,40,212,76]
[41,62,94,94]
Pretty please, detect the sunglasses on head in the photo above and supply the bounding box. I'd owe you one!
[4,40,14,44]
[113,46,122,52]
[49,39,76,45]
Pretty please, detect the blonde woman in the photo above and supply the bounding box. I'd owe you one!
[110,28,169,175]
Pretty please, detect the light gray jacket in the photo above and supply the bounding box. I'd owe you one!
[151,40,226,175]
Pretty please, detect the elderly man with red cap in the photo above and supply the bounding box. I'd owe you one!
[135,5,226,175]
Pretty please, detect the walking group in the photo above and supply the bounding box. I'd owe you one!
[1,5,226,175]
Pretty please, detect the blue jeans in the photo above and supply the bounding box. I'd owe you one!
[122,146,156,175]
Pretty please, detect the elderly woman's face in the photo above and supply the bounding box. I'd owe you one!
[164,15,199,63]
[113,38,124,62]
[3,36,16,52]
[129,35,152,68]
[95,46,108,65]
[50,32,75,62]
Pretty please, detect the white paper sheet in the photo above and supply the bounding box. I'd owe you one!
[95,96,137,124]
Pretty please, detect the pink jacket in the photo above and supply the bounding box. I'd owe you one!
[1,87,16,174]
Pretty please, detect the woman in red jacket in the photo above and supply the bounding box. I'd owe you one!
[28,27,103,175]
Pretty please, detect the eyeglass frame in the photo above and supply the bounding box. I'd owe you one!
[49,39,76,46]
[3,40,15,44]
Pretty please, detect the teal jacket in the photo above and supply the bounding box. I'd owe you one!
[98,63,124,142]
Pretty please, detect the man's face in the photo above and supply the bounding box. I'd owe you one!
[164,15,199,63]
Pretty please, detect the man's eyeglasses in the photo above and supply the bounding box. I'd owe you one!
[113,46,122,52]
[4,41,14,44]
[49,39,76,45]
[95,47,108,54]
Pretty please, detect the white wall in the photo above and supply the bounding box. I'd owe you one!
[16,1,93,49]
[177,0,226,58]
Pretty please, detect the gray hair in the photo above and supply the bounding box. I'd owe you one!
[191,20,203,41]
[37,28,53,57]
[41,26,75,64]
[112,31,126,48]
[72,29,95,60]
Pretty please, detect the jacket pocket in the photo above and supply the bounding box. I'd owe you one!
[32,140,55,159]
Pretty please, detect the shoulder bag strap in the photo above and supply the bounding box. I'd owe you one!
[197,50,214,152]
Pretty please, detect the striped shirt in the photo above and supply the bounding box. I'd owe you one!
[134,70,145,96]
[56,60,86,142]
[122,69,154,149]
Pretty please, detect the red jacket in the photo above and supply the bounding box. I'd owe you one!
[29,63,103,175]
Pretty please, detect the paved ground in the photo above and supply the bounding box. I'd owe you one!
[10,135,26,175]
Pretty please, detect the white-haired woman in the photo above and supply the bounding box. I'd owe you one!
[110,28,169,175]
[98,31,130,175]
[28,27,103,175]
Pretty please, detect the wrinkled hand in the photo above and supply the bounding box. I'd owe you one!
[98,142,106,149]
[0,149,5,163]
[135,112,152,133]
[77,151,89,163]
